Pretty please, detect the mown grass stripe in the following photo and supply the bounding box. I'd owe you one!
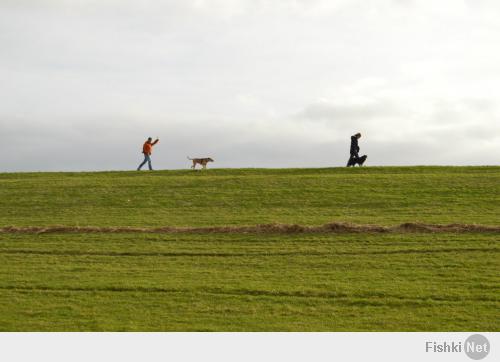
[0,247,497,257]
[0,285,496,303]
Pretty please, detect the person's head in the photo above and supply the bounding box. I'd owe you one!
[355,133,362,139]
[147,137,152,143]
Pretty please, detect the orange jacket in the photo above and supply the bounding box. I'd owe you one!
[142,139,158,155]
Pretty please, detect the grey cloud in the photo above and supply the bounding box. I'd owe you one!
[290,96,500,155]
[294,100,405,123]
[2,112,497,172]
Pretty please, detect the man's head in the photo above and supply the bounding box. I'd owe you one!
[355,133,362,139]
[147,137,153,143]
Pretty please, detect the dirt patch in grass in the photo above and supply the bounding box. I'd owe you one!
[1,223,499,234]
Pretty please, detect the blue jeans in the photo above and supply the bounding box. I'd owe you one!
[138,154,153,170]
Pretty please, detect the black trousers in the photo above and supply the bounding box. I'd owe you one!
[346,152,359,167]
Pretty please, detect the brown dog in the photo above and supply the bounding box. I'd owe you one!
[188,157,214,170]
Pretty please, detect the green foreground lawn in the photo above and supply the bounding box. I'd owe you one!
[0,167,498,331]
[0,232,498,331]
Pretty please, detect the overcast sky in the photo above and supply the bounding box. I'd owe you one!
[1,0,499,171]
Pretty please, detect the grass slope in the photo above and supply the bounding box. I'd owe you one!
[0,166,499,227]
[0,167,499,331]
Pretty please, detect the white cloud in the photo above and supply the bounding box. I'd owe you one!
[1,0,499,170]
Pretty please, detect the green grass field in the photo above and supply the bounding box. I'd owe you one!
[0,166,499,331]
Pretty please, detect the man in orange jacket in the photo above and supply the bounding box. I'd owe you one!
[137,137,159,171]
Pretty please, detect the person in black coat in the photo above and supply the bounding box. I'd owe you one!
[346,133,367,167]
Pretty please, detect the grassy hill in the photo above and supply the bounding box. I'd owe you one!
[0,166,499,331]
[1,166,499,227]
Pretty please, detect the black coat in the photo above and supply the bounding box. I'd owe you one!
[350,136,360,155]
